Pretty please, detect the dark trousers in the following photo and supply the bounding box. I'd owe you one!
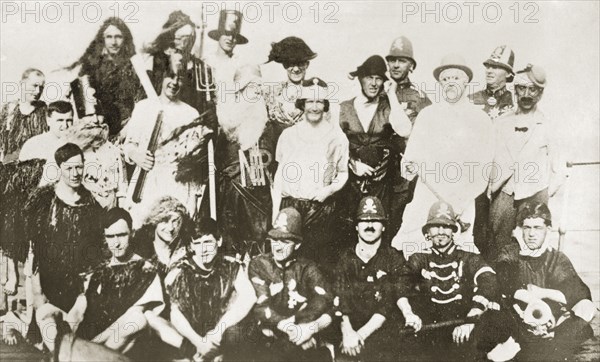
[281,197,337,276]
[473,192,491,260]
[488,188,548,263]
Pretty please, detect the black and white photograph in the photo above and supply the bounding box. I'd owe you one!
[1,1,598,360]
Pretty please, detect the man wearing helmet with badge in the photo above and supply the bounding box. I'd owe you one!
[248,207,334,361]
[470,45,516,259]
[397,201,499,360]
[332,196,406,360]
[385,36,432,243]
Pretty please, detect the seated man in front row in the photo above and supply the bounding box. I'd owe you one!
[333,196,406,360]
[164,217,257,361]
[486,202,595,361]
[397,201,500,360]
[249,207,334,361]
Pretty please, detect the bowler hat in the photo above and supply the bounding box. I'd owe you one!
[514,64,547,88]
[433,54,473,82]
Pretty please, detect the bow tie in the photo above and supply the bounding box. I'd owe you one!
[515,127,529,132]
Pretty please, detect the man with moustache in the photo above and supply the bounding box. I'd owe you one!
[333,196,406,360]
[216,64,279,258]
[397,201,499,360]
[385,36,432,242]
[486,65,565,262]
[0,68,47,163]
[164,217,257,361]
[271,77,349,271]
[124,71,210,224]
[24,143,104,350]
[249,208,334,361]
[469,46,516,259]
[393,55,493,255]
[144,11,216,118]
[339,55,413,246]
[67,17,144,137]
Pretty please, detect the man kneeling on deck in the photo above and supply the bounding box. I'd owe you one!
[484,202,595,361]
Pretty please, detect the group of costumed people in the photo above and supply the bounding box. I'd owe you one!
[0,7,596,362]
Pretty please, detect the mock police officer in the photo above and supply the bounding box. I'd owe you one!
[333,196,406,360]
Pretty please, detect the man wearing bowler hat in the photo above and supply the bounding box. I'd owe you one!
[385,36,433,243]
[206,9,249,87]
[486,64,565,263]
[338,55,413,247]
[332,196,406,360]
[393,54,494,256]
[249,207,334,361]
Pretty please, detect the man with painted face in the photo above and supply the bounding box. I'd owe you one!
[332,196,406,360]
[339,55,413,247]
[143,11,216,118]
[164,217,257,361]
[393,55,493,255]
[249,207,334,361]
[397,201,499,360]
[485,202,595,361]
[486,64,565,263]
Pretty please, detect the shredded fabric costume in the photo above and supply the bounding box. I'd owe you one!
[81,55,144,136]
[77,258,159,340]
[216,121,279,256]
[24,186,104,312]
[0,100,47,163]
[166,255,241,336]
[0,159,46,260]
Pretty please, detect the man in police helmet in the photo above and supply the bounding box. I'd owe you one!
[333,196,406,360]
[249,207,334,361]
[470,45,516,259]
[385,36,432,242]
[397,201,499,360]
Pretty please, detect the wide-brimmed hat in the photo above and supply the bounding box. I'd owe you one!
[267,36,317,65]
[268,207,303,242]
[422,201,459,234]
[208,10,248,45]
[385,36,416,69]
[433,54,473,82]
[356,196,387,222]
[349,55,388,80]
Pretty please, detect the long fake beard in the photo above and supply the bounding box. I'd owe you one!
[68,121,109,150]
[217,97,268,151]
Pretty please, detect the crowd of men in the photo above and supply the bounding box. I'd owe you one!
[0,8,596,362]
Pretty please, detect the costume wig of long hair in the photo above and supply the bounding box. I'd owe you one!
[66,17,136,74]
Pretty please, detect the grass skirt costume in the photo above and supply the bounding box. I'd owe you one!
[24,185,104,312]
[0,100,47,163]
[76,258,160,340]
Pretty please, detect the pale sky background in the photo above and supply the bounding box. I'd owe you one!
[1,0,599,236]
